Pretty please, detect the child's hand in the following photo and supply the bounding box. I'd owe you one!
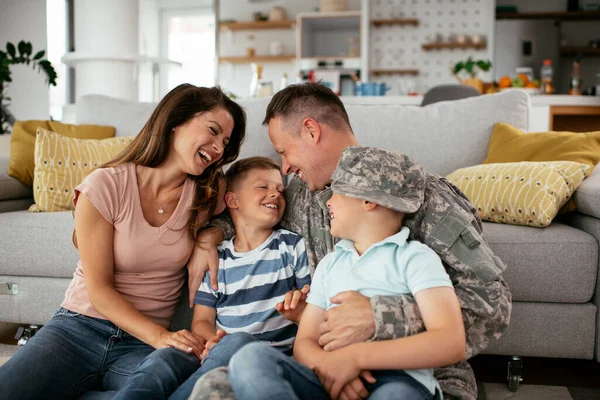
[200,329,227,363]
[275,284,310,323]
[313,347,362,399]
[338,372,376,400]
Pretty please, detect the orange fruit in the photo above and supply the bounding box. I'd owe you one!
[517,74,530,85]
[525,82,538,88]
[498,76,512,88]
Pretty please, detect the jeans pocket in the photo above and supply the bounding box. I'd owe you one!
[53,307,81,318]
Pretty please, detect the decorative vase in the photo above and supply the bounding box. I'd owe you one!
[462,78,483,93]
[320,0,349,12]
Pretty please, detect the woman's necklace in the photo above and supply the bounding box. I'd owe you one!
[137,170,182,215]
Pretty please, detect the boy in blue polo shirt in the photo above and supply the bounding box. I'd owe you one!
[228,147,466,400]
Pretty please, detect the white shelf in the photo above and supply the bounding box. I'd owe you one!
[61,52,181,67]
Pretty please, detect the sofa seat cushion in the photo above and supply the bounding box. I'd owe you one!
[0,211,79,278]
[483,222,597,303]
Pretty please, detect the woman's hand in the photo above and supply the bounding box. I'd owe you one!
[275,284,310,323]
[313,347,362,400]
[188,227,223,307]
[154,329,205,359]
[200,329,228,363]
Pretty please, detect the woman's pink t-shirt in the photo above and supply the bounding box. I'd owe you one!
[62,162,207,329]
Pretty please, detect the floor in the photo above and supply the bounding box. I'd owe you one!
[2,323,600,399]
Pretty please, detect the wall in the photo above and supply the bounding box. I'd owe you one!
[217,0,361,98]
[495,0,599,94]
[0,0,49,122]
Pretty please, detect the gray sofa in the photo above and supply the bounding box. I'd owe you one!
[1,90,599,364]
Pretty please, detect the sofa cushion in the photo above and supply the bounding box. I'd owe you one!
[483,221,597,303]
[447,161,590,227]
[8,120,116,186]
[77,90,531,176]
[0,211,79,278]
[483,122,600,170]
[32,129,134,212]
[574,164,600,219]
[346,90,530,175]
[0,198,34,213]
[0,156,32,201]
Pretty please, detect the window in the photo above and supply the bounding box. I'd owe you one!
[46,0,68,121]
[160,9,216,97]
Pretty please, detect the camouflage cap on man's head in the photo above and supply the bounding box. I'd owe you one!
[331,146,426,213]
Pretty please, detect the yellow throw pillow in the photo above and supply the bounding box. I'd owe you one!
[447,161,590,227]
[32,128,134,212]
[9,120,116,186]
[483,122,600,174]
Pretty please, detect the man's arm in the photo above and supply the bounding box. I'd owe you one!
[354,287,465,370]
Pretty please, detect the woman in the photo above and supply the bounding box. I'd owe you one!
[0,84,246,399]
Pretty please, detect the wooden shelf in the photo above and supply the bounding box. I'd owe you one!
[371,69,419,76]
[496,11,600,20]
[560,47,600,56]
[219,20,295,31]
[372,18,419,27]
[219,55,296,64]
[421,42,487,51]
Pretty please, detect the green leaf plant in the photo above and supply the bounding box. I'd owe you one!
[452,57,492,79]
[0,40,57,134]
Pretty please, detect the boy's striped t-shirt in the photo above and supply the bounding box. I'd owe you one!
[194,229,311,350]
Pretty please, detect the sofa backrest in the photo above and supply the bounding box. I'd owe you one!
[76,90,530,176]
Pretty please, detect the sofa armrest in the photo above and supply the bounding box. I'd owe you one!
[574,165,600,220]
[0,156,33,204]
[561,212,600,361]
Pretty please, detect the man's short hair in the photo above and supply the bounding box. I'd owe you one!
[263,82,352,135]
[225,156,281,192]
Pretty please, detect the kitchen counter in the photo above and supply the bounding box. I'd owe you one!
[341,94,600,107]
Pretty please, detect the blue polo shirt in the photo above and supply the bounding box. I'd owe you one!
[307,226,452,396]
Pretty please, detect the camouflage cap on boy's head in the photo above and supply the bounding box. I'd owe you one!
[331,146,426,213]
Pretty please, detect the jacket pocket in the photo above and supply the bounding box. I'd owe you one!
[429,205,506,284]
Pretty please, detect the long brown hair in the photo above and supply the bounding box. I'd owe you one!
[74,84,246,247]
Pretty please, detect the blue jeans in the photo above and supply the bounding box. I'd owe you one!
[229,342,435,400]
[112,331,259,400]
[0,308,154,400]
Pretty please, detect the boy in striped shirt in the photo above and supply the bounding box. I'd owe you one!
[168,156,311,400]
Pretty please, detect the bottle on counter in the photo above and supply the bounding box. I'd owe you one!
[280,73,288,91]
[249,63,262,98]
[569,58,582,96]
[595,71,600,97]
[540,59,553,95]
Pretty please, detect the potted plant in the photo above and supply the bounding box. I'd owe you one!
[0,40,57,135]
[452,57,492,93]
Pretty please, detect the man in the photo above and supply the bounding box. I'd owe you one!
[189,82,511,400]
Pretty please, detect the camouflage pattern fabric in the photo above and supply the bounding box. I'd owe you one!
[331,146,426,214]
[189,367,235,400]
[200,149,512,400]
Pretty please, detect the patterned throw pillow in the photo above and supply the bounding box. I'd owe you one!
[31,128,134,212]
[8,120,115,186]
[447,161,590,227]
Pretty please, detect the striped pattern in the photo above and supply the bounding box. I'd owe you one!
[32,128,134,212]
[195,229,311,350]
[447,161,590,227]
